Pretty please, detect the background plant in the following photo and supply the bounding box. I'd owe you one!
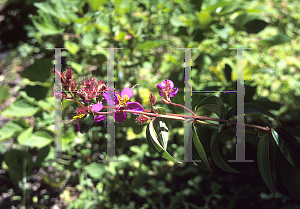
[0,0,300,208]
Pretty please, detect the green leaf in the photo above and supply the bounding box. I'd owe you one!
[259,34,291,48]
[244,19,268,34]
[0,121,24,141]
[135,40,168,51]
[4,149,33,185]
[183,119,210,171]
[271,129,300,173]
[257,133,277,195]
[211,131,240,173]
[20,58,52,82]
[21,131,53,148]
[146,120,179,163]
[274,128,300,155]
[65,41,80,55]
[1,99,40,117]
[0,85,10,105]
[85,0,108,11]
[190,123,212,171]
[196,11,212,29]
[195,96,225,119]
[17,128,33,145]
[85,163,105,179]
[226,103,280,124]
[80,112,95,134]
[280,155,300,200]
[31,13,65,35]
[154,107,169,150]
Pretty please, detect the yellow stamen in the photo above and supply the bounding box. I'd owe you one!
[70,114,86,123]
[118,94,129,107]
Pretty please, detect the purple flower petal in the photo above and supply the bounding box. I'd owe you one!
[94,115,106,122]
[157,81,166,89]
[127,102,144,115]
[121,87,134,99]
[159,89,165,97]
[170,87,178,97]
[91,103,103,112]
[77,123,80,131]
[115,112,127,122]
[157,79,174,90]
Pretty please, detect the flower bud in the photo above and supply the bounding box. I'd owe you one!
[135,116,149,125]
[149,93,156,106]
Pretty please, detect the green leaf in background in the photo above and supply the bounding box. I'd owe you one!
[0,85,10,105]
[226,103,280,125]
[20,58,52,82]
[271,129,300,173]
[154,107,169,150]
[210,131,240,173]
[257,133,277,195]
[85,162,105,179]
[31,12,65,35]
[85,0,108,11]
[4,149,33,185]
[146,120,179,163]
[65,41,80,55]
[17,128,33,145]
[21,131,53,148]
[34,1,70,24]
[280,155,300,200]
[0,121,24,141]
[259,34,291,48]
[195,96,226,131]
[21,85,49,101]
[195,96,225,120]
[223,64,232,82]
[1,99,40,117]
[196,11,212,30]
[244,19,268,34]
[135,40,168,51]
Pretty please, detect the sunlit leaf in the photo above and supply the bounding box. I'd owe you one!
[146,120,179,163]
[271,129,300,173]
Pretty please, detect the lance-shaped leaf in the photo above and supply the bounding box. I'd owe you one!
[146,120,179,163]
[80,111,94,134]
[195,96,225,120]
[195,96,226,131]
[192,123,211,171]
[280,155,300,200]
[154,107,169,150]
[271,129,300,173]
[211,131,240,173]
[257,133,277,195]
[226,103,280,125]
[184,120,212,171]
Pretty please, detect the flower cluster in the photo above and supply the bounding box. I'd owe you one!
[58,67,180,133]
[52,67,78,99]
[77,77,106,101]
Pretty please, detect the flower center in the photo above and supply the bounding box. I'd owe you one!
[118,95,130,107]
[70,114,86,124]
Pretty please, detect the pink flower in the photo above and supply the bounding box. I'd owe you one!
[157,79,178,101]
[103,87,144,122]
